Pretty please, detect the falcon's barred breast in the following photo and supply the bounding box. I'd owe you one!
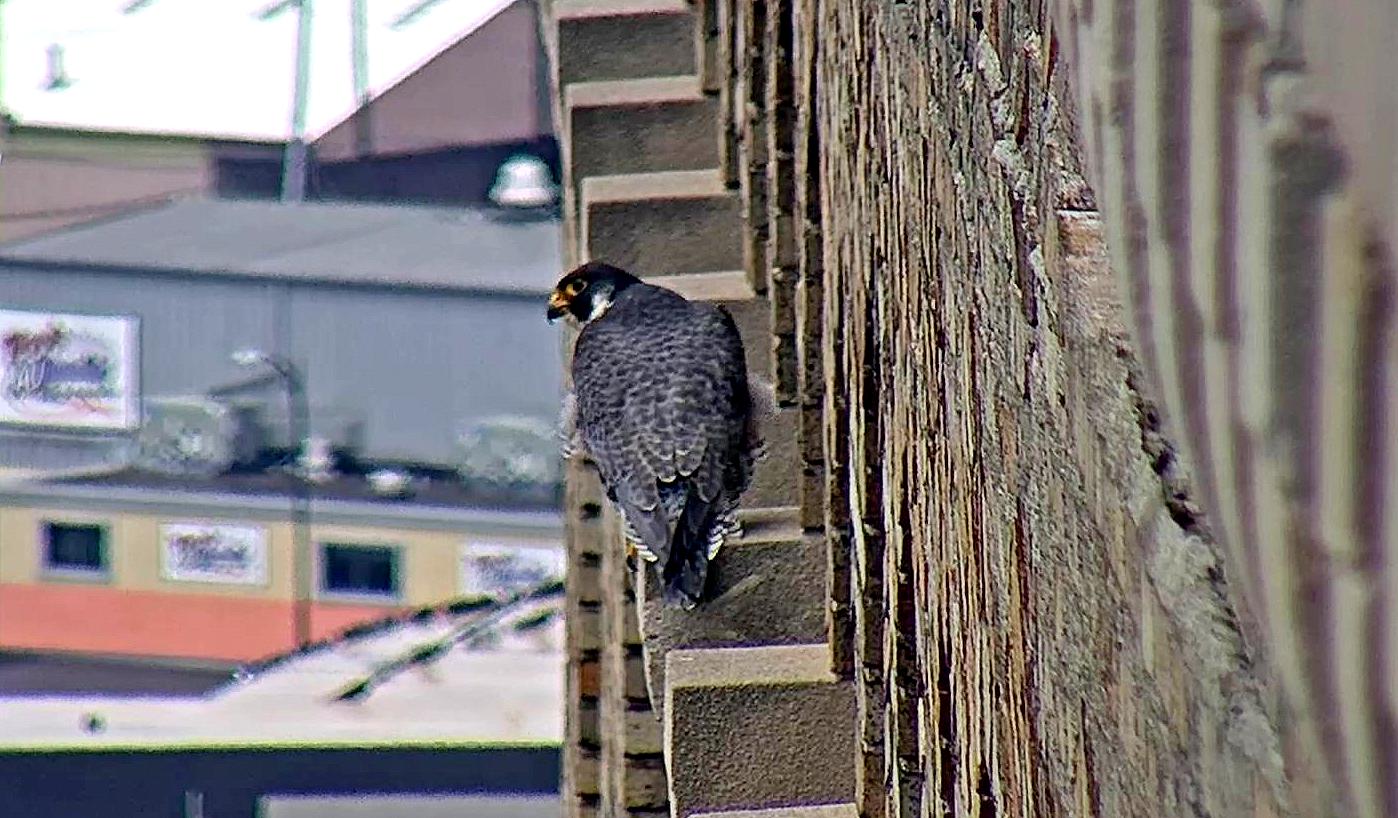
[548,261,762,608]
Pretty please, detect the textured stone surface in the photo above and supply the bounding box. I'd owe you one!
[692,807,856,818]
[599,504,668,817]
[1056,0,1398,812]
[556,1,695,84]
[716,296,774,382]
[581,171,742,276]
[806,4,1295,817]
[545,0,1398,815]
[694,0,722,95]
[746,406,798,509]
[665,645,855,817]
[567,78,718,184]
[637,508,824,721]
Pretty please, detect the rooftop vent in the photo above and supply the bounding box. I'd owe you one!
[457,415,562,500]
[130,397,266,477]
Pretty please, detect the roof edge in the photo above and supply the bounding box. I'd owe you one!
[0,479,564,534]
[305,0,526,142]
[0,253,554,298]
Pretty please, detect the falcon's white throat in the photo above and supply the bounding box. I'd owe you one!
[582,284,617,323]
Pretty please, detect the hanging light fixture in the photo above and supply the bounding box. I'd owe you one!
[488,154,557,209]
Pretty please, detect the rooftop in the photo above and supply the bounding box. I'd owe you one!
[44,463,562,513]
[0,198,563,294]
[1,0,524,142]
[0,588,564,749]
[0,460,564,536]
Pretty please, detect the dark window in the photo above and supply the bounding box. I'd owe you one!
[321,543,398,597]
[43,522,107,574]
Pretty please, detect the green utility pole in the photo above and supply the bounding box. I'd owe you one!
[0,0,10,131]
[282,0,313,202]
[350,0,371,157]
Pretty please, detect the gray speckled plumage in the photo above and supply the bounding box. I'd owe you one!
[566,281,757,607]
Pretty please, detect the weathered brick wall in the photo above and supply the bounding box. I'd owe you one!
[547,0,1398,814]
[781,1,1308,815]
[1057,0,1398,814]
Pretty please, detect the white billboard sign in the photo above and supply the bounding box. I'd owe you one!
[0,308,139,431]
[161,522,269,586]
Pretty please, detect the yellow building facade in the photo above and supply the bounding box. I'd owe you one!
[0,474,563,662]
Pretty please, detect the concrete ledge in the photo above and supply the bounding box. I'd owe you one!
[583,169,727,203]
[581,171,741,276]
[555,0,688,19]
[566,76,704,108]
[692,805,859,818]
[664,645,855,816]
[556,3,695,85]
[666,644,835,689]
[728,296,774,381]
[731,505,802,540]
[567,80,718,182]
[639,522,826,718]
[647,271,754,302]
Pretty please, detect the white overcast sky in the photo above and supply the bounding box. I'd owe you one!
[0,0,517,141]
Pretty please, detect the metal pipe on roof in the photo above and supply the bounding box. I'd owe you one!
[281,0,314,202]
[350,0,372,158]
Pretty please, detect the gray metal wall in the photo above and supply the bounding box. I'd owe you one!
[0,265,563,467]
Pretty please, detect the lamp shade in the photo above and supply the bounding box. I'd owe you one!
[488,154,557,208]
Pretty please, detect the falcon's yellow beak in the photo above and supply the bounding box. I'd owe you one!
[546,290,569,323]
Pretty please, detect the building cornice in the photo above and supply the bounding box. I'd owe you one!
[0,481,562,537]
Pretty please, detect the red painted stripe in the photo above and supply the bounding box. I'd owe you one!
[0,583,404,662]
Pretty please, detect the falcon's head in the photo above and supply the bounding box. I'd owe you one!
[547,262,641,326]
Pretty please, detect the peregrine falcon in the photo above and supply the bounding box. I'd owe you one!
[548,261,765,609]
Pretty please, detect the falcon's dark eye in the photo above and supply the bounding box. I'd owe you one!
[566,279,587,296]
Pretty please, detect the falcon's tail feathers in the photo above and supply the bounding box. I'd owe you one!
[623,503,671,567]
[661,487,720,609]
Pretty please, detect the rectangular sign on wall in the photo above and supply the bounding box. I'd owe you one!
[161,522,269,586]
[459,541,565,597]
[0,308,139,431]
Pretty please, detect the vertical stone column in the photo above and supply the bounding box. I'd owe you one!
[562,459,606,818]
[737,0,772,296]
[599,508,669,818]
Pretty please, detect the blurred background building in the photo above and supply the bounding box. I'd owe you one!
[0,1,566,814]
[0,196,565,661]
[0,0,557,241]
